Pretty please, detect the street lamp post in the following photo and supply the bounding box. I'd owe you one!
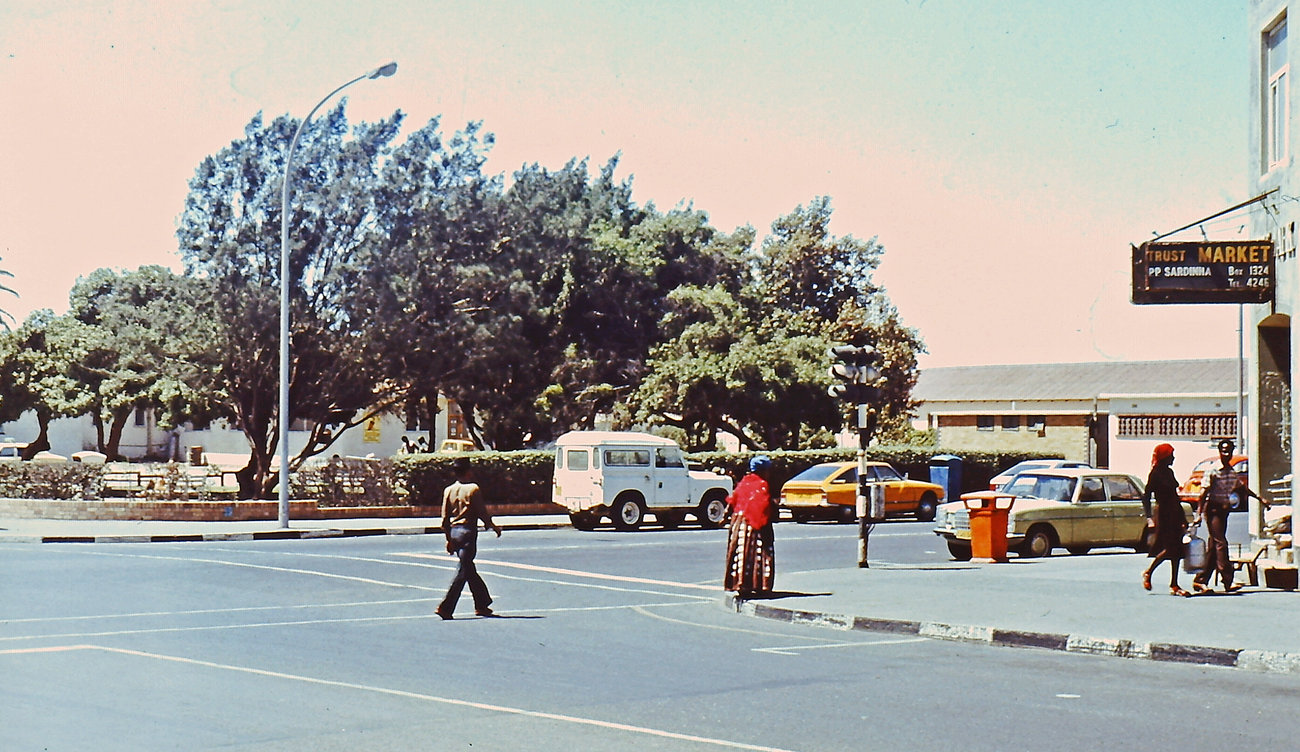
[278,62,397,528]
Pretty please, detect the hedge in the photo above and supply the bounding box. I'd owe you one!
[0,449,1061,503]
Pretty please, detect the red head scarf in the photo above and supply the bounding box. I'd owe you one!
[1151,443,1174,468]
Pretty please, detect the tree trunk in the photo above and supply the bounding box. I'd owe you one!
[22,412,52,459]
[104,408,130,461]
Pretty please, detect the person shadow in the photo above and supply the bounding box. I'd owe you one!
[738,590,832,601]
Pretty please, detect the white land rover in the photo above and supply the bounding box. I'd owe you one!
[551,431,734,531]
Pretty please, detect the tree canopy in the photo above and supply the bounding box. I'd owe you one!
[2,103,925,495]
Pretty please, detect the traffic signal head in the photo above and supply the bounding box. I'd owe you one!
[828,344,881,403]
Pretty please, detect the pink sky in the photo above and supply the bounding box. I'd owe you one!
[0,0,1250,368]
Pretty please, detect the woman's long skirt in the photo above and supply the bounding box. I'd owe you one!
[724,514,775,595]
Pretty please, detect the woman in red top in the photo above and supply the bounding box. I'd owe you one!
[724,455,776,597]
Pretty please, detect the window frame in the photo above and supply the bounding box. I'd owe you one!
[1265,15,1289,171]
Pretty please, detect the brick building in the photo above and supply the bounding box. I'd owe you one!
[913,359,1240,478]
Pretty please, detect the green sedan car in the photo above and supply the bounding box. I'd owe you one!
[933,468,1194,560]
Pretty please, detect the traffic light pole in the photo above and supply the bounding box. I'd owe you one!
[827,343,881,568]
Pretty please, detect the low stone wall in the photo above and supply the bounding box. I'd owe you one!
[0,498,558,522]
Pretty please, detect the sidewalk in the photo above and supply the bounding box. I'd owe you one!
[0,514,572,543]
[728,552,1300,675]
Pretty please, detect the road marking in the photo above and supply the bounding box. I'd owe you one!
[53,548,713,601]
[398,553,722,591]
[0,602,704,642]
[0,613,440,642]
[0,644,97,655]
[0,597,436,624]
[56,549,436,590]
[6,644,799,752]
[752,638,928,656]
[630,605,932,655]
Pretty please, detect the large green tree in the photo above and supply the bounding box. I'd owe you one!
[358,118,502,449]
[66,266,221,459]
[0,311,97,457]
[632,197,924,450]
[177,104,405,497]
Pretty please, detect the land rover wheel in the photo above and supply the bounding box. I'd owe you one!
[612,495,645,531]
[698,492,729,528]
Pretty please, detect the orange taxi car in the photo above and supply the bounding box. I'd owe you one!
[1178,454,1249,510]
[779,461,945,523]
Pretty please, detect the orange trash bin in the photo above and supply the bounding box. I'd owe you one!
[962,491,1016,562]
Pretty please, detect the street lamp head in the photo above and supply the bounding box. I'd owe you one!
[369,62,398,79]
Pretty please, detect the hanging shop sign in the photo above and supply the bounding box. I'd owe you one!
[1131,240,1275,304]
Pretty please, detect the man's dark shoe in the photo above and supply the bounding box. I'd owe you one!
[435,607,453,620]
[475,607,495,617]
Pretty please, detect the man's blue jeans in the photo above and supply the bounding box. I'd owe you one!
[440,524,492,613]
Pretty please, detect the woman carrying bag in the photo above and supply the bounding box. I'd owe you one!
[1140,443,1192,597]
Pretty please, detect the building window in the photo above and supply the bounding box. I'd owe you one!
[134,407,147,427]
[1027,415,1046,431]
[976,415,995,432]
[1002,415,1020,431]
[1265,16,1289,170]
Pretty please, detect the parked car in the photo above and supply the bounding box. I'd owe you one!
[934,467,1194,560]
[780,461,945,523]
[1178,454,1250,510]
[551,431,733,531]
[988,459,1092,490]
[437,439,477,453]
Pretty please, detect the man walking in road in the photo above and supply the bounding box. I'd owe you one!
[436,457,502,619]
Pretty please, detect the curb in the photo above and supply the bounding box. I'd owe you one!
[725,595,1300,676]
[0,520,571,545]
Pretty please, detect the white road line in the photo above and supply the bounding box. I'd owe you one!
[630,605,935,657]
[55,549,434,590]
[0,602,703,641]
[398,552,722,591]
[48,548,714,601]
[752,638,928,655]
[0,597,435,624]
[630,605,848,641]
[4,644,798,751]
[0,613,439,641]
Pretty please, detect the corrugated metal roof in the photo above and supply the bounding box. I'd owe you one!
[915,359,1239,402]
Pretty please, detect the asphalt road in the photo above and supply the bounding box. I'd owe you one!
[1,518,1287,751]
